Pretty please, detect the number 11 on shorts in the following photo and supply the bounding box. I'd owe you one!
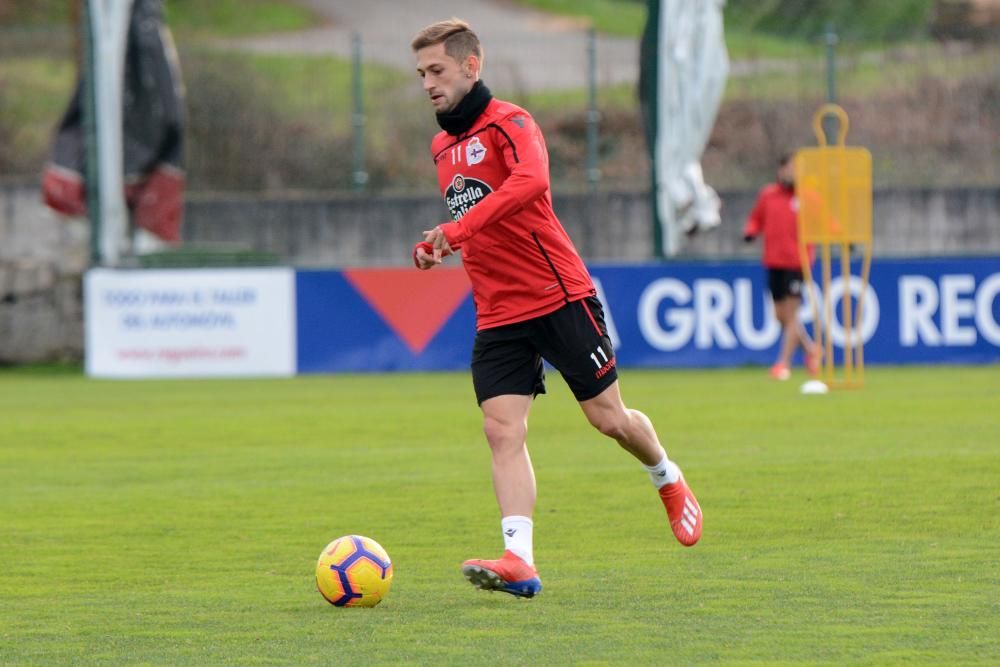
[589,346,609,369]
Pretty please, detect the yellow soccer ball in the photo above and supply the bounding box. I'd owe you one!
[316,535,393,607]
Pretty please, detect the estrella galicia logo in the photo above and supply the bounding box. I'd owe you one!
[445,174,492,221]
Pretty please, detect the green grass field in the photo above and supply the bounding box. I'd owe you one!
[1,365,997,664]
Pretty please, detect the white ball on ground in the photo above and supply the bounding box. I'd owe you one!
[800,379,829,395]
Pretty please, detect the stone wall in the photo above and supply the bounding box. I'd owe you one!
[182,187,1000,265]
[0,184,88,362]
[2,183,998,362]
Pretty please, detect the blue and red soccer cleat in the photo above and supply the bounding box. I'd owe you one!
[461,550,542,598]
[658,474,703,546]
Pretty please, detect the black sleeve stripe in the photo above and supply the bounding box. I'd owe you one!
[488,123,520,164]
[532,232,570,301]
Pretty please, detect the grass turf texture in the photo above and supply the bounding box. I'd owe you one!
[1,365,997,663]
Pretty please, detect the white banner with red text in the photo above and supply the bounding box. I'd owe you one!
[85,268,295,378]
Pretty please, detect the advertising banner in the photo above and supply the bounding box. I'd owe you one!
[296,267,476,373]
[295,258,1000,373]
[85,268,296,378]
[84,259,1000,377]
[593,257,1000,368]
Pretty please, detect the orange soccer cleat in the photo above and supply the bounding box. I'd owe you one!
[461,550,542,598]
[769,363,791,381]
[658,475,703,546]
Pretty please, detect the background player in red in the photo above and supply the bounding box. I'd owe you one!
[410,19,702,599]
[744,153,822,380]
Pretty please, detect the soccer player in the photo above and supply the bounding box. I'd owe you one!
[410,19,702,599]
[744,153,822,380]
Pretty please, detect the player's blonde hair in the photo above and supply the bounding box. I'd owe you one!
[411,18,484,66]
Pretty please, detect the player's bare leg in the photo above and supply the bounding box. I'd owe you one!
[480,394,535,517]
[793,300,822,375]
[579,380,662,465]
[775,296,821,376]
[580,381,702,546]
[773,297,797,378]
[461,394,542,597]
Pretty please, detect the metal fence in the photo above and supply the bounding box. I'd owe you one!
[1,22,998,195]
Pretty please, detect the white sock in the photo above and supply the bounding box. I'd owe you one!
[501,515,534,565]
[644,455,681,488]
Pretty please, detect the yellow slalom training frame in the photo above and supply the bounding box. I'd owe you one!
[795,104,873,389]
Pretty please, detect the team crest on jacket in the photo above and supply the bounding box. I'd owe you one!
[465,137,487,165]
[446,174,492,221]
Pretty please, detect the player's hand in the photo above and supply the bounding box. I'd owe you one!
[422,226,453,263]
[414,245,436,270]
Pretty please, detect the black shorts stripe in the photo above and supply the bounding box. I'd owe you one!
[579,299,604,336]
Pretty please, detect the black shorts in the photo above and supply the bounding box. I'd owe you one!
[471,296,618,405]
[768,268,805,301]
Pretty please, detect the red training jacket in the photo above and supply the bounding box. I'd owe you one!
[743,183,808,270]
[418,98,595,331]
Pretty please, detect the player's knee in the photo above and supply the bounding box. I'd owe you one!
[588,410,628,442]
[482,414,526,450]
